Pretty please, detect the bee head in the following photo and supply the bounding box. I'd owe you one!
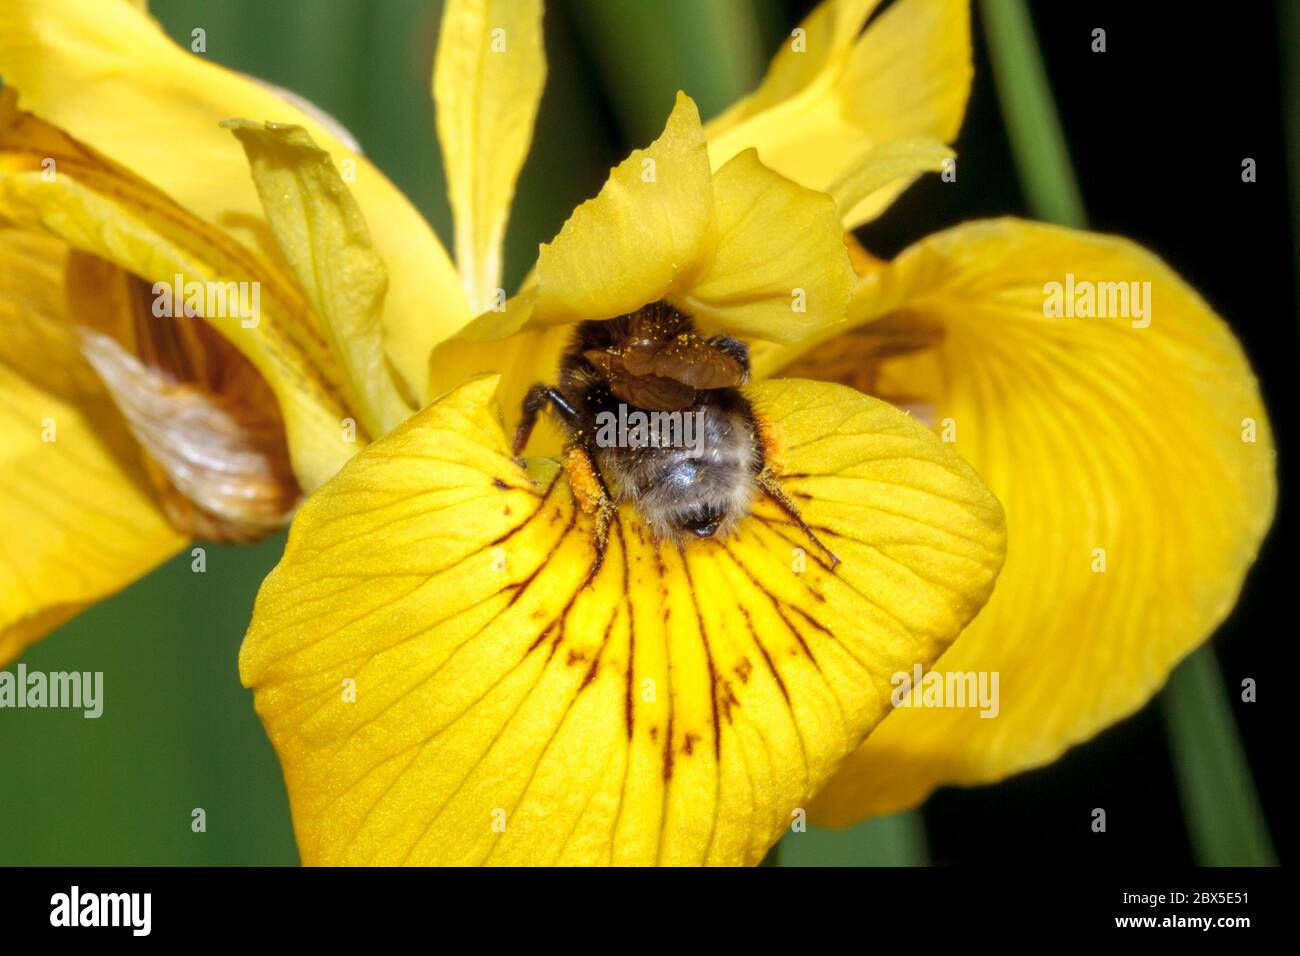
[636,457,751,543]
[679,504,724,538]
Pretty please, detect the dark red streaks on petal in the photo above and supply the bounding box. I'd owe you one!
[615,518,635,740]
[662,710,675,782]
[719,539,824,673]
[681,556,722,763]
[754,514,835,578]
[579,611,618,690]
[787,603,833,639]
[717,676,740,724]
[737,605,788,703]
[526,552,591,653]
[508,507,577,609]
[772,603,819,666]
[491,471,561,547]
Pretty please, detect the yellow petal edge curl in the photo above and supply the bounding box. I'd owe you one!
[240,375,1006,865]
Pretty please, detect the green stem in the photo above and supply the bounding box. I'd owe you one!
[1161,650,1277,865]
[981,0,1276,866]
[979,0,1086,227]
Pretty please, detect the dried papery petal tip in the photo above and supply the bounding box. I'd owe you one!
[78,327,300,543]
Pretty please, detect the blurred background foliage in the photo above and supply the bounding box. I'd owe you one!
[0,0,1289,866]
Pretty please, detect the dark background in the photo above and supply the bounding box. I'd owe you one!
[887,1,1295,865]
[0,0,1290,866]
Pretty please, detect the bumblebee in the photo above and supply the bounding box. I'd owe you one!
[514,300,839,575]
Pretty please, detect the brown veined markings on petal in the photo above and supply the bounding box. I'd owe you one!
[250,454,826,866]
[251,474,562,732]
[682,538,814,864]
[718,518,868,795]
[242,376,1006,867]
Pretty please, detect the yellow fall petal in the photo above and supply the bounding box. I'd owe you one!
[679,149,854,344]
[765,219,1276,821]
[240,375,1005,865]
[434,0,546,314]
[0,89,355,492]
[532,92,716,325]
[224,121,412,437]
[705,0,971,228]
[0,228,185,663]
[0,0,468,401]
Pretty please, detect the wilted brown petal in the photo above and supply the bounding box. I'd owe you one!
[77,314,299,543]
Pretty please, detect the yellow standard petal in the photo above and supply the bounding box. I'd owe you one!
[0,228,185,663]
[706,0,972,228]
[532,92,716,325]
[680,149,854,344]
[428,100,855,440]
[766,219,1277,821]
[0,0,468,401]
[224,121,412,437]
[434,0,546,314]
[240,375,1005,865]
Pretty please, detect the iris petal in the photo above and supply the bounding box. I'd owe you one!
[0,89,356,492]
[764,219,1277,821]
[0,228,184,663]
[225,121,412,436]
[240,375,1005,865]
[705,0,971,228]
[0,0,466,401]
[680,148,854,344]
[434,0,547,315]
[532,93,716,326]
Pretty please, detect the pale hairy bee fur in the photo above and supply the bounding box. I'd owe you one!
[516,302,762,544]
[585,377,761,544]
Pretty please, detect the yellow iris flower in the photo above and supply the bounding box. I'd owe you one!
[0,0,1274,866]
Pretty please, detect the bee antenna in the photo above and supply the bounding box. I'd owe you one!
[756,472,841,570]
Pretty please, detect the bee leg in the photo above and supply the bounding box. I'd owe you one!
[751,411,840,569]
[513,385,578,456]
[564,443,617,586]
[756,470,841,570]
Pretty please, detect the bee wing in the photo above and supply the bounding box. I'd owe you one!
[583,350,698,411]
[620,336,747,390]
